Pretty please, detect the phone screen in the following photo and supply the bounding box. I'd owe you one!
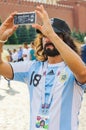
[14,12,36,25]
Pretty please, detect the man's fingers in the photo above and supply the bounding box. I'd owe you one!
[3,11,18,25]
[13,25,18,31]
[40,5,45,13]
[35,10,43,20]
[11,11,18,17]
[32,24,42,32]
[36,5,43,12]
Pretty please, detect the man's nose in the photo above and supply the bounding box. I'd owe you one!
[44,37,50,43]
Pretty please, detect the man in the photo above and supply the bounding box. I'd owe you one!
[12,48,18,62]
[81,36,86,63]
[0,5,86,130]
[30,42,36,60]
[22,42,31,61]
[17,46,23,61]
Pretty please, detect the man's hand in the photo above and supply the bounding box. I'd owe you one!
[32,5,54,37]
[0,12,18,42]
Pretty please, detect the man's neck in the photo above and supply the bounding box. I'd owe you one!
[48,55,63,64]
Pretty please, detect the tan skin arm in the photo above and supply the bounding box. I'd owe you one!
[0,12,18,79]
[32,5,86,84]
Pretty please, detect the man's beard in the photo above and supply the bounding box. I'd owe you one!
[44,42,60,57]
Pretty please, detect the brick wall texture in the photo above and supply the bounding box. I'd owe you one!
[0,0,86,32]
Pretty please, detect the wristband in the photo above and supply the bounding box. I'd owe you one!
[0,39,8,43]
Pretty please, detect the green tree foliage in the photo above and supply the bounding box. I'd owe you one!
[7,32,18,45]
[28,26,36,43]
[71,31,86,43]
[16,25,30,44]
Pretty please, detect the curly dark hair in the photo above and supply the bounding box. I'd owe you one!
[34,33,79,61]
[61,33,78,53]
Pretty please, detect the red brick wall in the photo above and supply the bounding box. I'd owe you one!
[0,0,86,32]
[77,5,86,32]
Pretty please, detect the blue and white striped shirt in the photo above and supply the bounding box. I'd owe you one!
[11,60,86,130]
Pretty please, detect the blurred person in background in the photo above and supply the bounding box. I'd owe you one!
[22,42,31,61]
[7,49,13,62]
[30,42,36,60]
[81,36,86,63]
[17,46,23,62]
[12,48,18,62]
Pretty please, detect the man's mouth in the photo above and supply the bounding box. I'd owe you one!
[46,45,54,50]
[45,43,54,49]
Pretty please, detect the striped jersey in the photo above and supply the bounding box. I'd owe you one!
[10,60,86,130]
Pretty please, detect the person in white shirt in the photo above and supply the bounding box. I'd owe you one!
[12,49,18,62]
[22,42,31,61]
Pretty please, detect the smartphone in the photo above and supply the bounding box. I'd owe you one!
[14,12,36,25]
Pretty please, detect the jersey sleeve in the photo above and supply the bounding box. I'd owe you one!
[10,60,35,83]
[75,79,86,90]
